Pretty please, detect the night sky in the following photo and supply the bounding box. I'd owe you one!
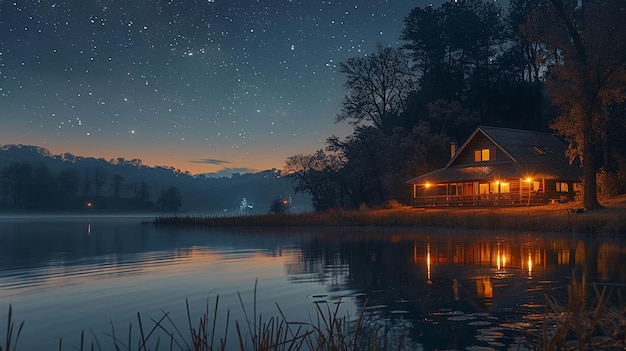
[2,0,436,175]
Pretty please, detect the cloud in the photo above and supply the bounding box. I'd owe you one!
[190,158,231,165]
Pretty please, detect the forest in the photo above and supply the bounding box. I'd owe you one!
[0,144,309,213]
[284,0,626,211]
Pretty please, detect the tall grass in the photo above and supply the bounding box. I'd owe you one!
[1,305,24,351]
[518,272,626,351]
[151,206,626,234]
[1,281,385,351]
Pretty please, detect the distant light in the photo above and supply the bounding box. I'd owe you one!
[86,202,93,208]
[424,183,431,189]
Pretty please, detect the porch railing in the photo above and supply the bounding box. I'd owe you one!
[411,193,544,207]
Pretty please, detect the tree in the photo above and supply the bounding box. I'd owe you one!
[58,169,79,200]
[336,43,416,132]
[401,0,544,131]
[131,181,151,206]
[93,167,107,196]
[1,163,33,206]
[284,150,345,211]
[527,0,626,209]
[111,174,124,198]
[269,198,290,214]
[157,186,182,212]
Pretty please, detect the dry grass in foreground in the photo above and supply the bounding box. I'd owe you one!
[153,196,626,234]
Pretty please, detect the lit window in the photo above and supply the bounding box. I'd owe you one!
[490,181,510,194]
[482,149,490,161]
[475,149,491,162]
[556,182,569,192]
[500,182,510,193]
[479,183,490,194]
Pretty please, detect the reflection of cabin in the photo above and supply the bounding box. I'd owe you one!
[407,126,582,207]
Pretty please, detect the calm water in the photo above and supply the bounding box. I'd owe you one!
[1,216,625,350]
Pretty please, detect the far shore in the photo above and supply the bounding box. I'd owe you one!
[152,195,626,234]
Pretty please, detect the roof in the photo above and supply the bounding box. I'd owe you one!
[407,126,582,184]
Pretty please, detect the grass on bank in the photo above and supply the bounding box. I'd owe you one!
[1,281,379,351]
[152,198,626,234]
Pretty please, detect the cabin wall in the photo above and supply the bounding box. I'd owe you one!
[544,179,576,202]
[453,133,500,165]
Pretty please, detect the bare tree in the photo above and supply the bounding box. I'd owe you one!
[336,43,416,132]
[93,168,107,196]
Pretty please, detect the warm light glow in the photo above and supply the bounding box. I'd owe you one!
[525,177,532,183]
[86,202,93,208]
[527,252,533,277]
[426,243,432,284]
[424,182,431,189]
[496,249,507,270]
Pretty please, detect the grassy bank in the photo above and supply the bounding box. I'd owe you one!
[153,196,626,234]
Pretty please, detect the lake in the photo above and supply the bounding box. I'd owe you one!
[1,216,625,350]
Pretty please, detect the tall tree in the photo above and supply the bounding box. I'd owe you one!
[528,0,626,209]
[336,43,416,132]
[93,167,107,196]
[111,174,124,198]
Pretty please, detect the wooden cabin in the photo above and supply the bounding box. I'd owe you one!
[407,126,582,207]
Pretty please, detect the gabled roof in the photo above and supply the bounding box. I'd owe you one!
[407,126,582,184]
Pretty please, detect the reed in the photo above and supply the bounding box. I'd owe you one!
[1,305,24,351]
[1,282,381,351]
[519,273,626,351]
[151,204,626,234]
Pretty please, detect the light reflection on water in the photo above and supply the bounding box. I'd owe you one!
[1,216,625,350]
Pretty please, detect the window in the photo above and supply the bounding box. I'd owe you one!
[556,182,569,192]
[474,148,490,162]
[450,183,461,195]
[500,182,510,193]
[490,181,510,194]
[479,183,490,194]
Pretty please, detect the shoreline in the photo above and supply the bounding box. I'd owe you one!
[152,196,626,234]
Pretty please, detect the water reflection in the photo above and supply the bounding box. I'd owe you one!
[289,228,626,350]
[1,219,625,350]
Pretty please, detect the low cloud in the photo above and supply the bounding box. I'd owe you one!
[198,167,256,178]
[190,158,231,165]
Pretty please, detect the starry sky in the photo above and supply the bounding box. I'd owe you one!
[1,0,437,175]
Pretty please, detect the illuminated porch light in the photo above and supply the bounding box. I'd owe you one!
[424,182,431,189]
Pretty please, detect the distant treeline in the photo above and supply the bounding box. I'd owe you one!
[0,144,310,213]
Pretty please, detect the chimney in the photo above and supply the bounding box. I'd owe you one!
[450,141,458,159]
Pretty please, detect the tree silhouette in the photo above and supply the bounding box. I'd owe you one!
[111,174,124,198]
[336,43,416,132]
[527,0,626,209]
[157,186,182,212]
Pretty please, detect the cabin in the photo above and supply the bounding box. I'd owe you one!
[407,126,582,207]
